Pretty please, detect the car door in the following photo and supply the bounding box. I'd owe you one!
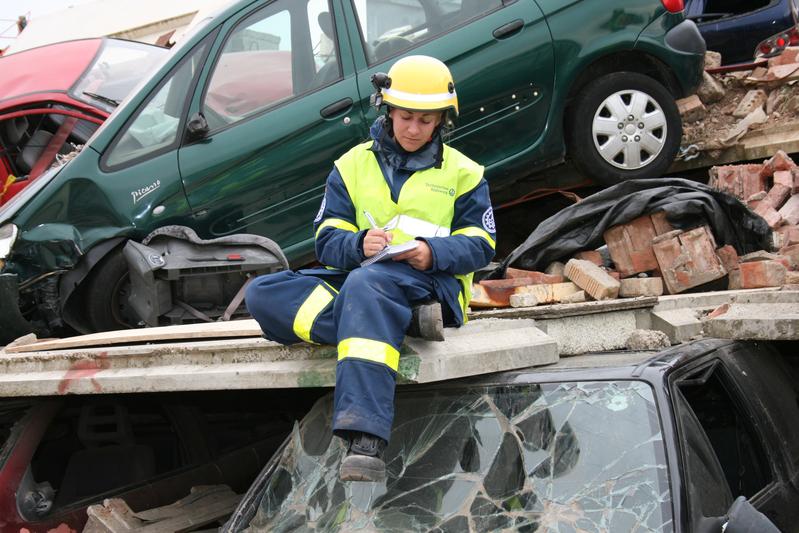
[178,0,368,266]
[343,0,554,184]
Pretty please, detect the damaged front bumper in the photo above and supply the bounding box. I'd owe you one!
[0,273,35,345]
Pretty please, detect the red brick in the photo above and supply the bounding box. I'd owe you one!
[604,215,660,276]
[650,211,674,235]
[707,303,730,319]
[779,243,799,270]
[728,260,787,289]
[677,94,706,122]
[780,195,799,225]
[761,150,797,179]
[790,169,799,194]
[564,259,620,300]
[774,170,795,192]
[764,184,792,210]
[710,164,768,201]
[715,245,739,272]
[755,201,784,228]
[504,268,564,284]
[652,227,726,294]
[768,46,799,67]
[776,225,799,247]
[573,250,603,266]
[746,191,768,210]
[607,270,620,280]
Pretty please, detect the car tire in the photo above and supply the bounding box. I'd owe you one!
[83,248,138,332]
[567,72,681,185]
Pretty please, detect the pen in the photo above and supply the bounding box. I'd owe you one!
[363,210,380,230]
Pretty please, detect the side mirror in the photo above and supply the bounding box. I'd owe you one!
[723,496,780,533]
[185,112,210,142]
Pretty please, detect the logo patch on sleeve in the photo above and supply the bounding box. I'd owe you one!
[314,194,327,223]
[482,206,496,233]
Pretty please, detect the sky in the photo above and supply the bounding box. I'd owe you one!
[0,0,94,48]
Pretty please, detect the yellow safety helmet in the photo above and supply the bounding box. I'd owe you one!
[371,55,458,116]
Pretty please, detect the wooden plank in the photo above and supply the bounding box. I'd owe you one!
[470,296,657,320]
[669,121,799,174]
[6,319,264,354]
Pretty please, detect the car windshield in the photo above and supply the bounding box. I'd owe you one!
[72,39,169,112]
[243,380,672,531]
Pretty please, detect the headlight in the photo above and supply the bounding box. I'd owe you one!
[0,223,18,260]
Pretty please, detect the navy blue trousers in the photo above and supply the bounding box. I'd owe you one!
[245,262,438,442]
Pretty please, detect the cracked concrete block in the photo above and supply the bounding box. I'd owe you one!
[619,277,664,297]
[626,329,671,350]
[651,309,703,344]
[697,70,725,104]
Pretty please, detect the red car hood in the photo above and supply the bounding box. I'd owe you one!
[0,39,103,107]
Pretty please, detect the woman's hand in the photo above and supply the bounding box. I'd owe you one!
[394,240,433,271]
[363,229,392,257]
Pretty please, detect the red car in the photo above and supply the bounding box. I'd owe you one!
[0,38,167,205]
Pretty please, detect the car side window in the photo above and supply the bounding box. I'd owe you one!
[676,361,772,499]
[104,41,209,168]
[353,0,503,65]
[203,0,340,132]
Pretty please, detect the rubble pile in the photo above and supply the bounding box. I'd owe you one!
[679,48,799,152]
[472,154,799,309]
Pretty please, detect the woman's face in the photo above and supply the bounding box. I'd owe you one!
[389,108,442,152]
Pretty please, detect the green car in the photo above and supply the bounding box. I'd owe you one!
[0,0,705,342]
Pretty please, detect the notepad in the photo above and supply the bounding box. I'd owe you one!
[360,241,419,267]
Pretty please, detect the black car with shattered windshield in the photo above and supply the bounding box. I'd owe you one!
[223,339,799,532]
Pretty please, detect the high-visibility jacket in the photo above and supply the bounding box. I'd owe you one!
[339,140,491,315]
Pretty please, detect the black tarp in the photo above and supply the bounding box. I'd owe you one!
[489,178,772,278]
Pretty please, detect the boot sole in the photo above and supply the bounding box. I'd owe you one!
[409,302,445,342]
[340,456,386,482]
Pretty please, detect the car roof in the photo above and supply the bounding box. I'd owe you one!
[0,39,105,105]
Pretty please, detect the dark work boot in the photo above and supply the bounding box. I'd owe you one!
[340,431,387,482]
[407,301,445,341]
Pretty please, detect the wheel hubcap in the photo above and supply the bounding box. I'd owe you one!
[591,89,668,170]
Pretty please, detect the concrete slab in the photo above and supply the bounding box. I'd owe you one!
[703,303,799,340]
[651,309,703,344]
[0,319,557,397]
[536,310,638,355]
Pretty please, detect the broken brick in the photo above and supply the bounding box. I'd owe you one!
[760,150,797,179]
[791,169,799,194]
[755,201,784,228]
[707,303,730,319]
[715,245,739,272]
[765,184,792,210]
[514,282,581,304]
[768,46,799,67]
[652,227,726,294]
[607,270,620,280]
[509,292,539,308]
[779,195,799,225]
[746,191,768,210]
[649,211,674,235]
[732,89,767,118]
[503,268,564,284]
[604,215,660,276]
[774,170,796,193]
[779,243,799,270]
[787,271,799,284]
[564,259,620,300]
[776,224,799,247]
[677,94,706,122]
[618,277,664,297]
[544,261,565,277]
[561,290,587,304]
[710,164,767,201]
[728,260,787,289]
[572,250,603,266]
[740,250,785,263]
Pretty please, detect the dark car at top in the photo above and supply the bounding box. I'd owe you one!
[0,0,706,344]
[685,0,799,64]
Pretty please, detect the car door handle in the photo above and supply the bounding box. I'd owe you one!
[320,98,353,118]
[493,19,523,39]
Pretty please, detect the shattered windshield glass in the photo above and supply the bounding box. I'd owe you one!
[244,381,672,532]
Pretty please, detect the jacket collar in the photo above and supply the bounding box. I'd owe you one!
[368,116,443,171]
